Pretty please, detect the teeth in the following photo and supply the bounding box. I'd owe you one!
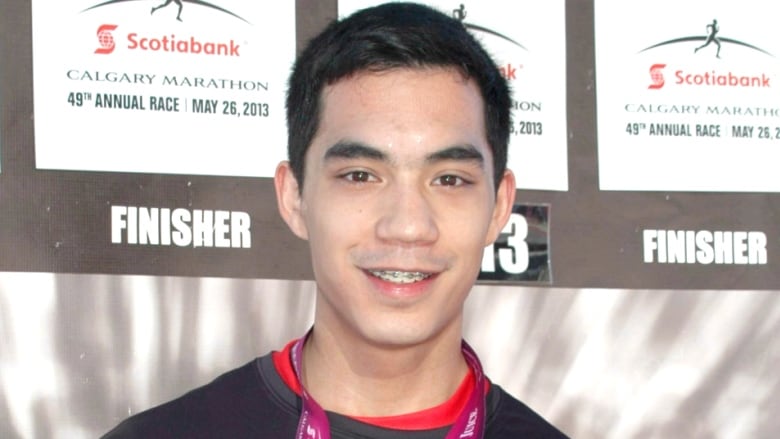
[369,270,431,284]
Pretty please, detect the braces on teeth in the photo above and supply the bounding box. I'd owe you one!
[370,270,431,283]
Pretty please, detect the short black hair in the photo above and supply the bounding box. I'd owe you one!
[286,2,511,191]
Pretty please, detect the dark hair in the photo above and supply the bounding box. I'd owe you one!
[286,2,511,190]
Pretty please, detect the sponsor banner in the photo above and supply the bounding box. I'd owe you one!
[479,204,551,283]
[595,0,780,192]
[338,1,568,191]
[31,1,294,177]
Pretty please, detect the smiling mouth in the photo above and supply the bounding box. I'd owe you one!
[368,270,432,284]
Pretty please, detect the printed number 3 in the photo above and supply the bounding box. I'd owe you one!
[481,213,529,274]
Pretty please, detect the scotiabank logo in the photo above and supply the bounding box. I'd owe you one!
[93,24,240,57]
[648,63,666,89]
[676,69,770,87]
[648,64,771,90]
[127,33,240,56]
[95,24,118,54]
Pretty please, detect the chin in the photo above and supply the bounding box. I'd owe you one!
[357,315,459,350]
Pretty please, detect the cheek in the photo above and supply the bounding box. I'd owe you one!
[438,199,494,237]
[304,198,371,248]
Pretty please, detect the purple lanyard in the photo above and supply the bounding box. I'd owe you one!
[291,334,486,439]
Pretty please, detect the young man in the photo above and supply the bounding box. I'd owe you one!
[103,3,567,438]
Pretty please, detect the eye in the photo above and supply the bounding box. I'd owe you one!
[342,170,375,183]
[434,175,467,186]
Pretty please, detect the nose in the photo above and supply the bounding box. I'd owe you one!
[375,183,439,245]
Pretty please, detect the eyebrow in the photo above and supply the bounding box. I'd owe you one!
[323,141,485,166]
[425,145,484,165]
[324,141,387,161]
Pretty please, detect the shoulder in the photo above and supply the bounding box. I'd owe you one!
[485,383,569,439]
[101,357,296,438]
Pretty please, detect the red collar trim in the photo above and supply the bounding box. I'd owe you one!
[272,341,303,395]
[271,340,488,431]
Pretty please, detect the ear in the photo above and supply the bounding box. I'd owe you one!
[274,161,309,240]
[484,169,516,246]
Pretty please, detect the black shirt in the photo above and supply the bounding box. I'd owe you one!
[103,353,568,438]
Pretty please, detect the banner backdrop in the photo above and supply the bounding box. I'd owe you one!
[1,0,779,438]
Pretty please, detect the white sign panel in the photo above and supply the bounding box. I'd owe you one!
[595,0,780,192]
[32,1,295,177]
[338,1,569,191]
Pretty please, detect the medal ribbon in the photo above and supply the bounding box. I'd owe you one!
[292,333,485,439]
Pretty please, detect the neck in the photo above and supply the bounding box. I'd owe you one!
[300,324,469,417]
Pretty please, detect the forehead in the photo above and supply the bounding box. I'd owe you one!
[310,67,489,161]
